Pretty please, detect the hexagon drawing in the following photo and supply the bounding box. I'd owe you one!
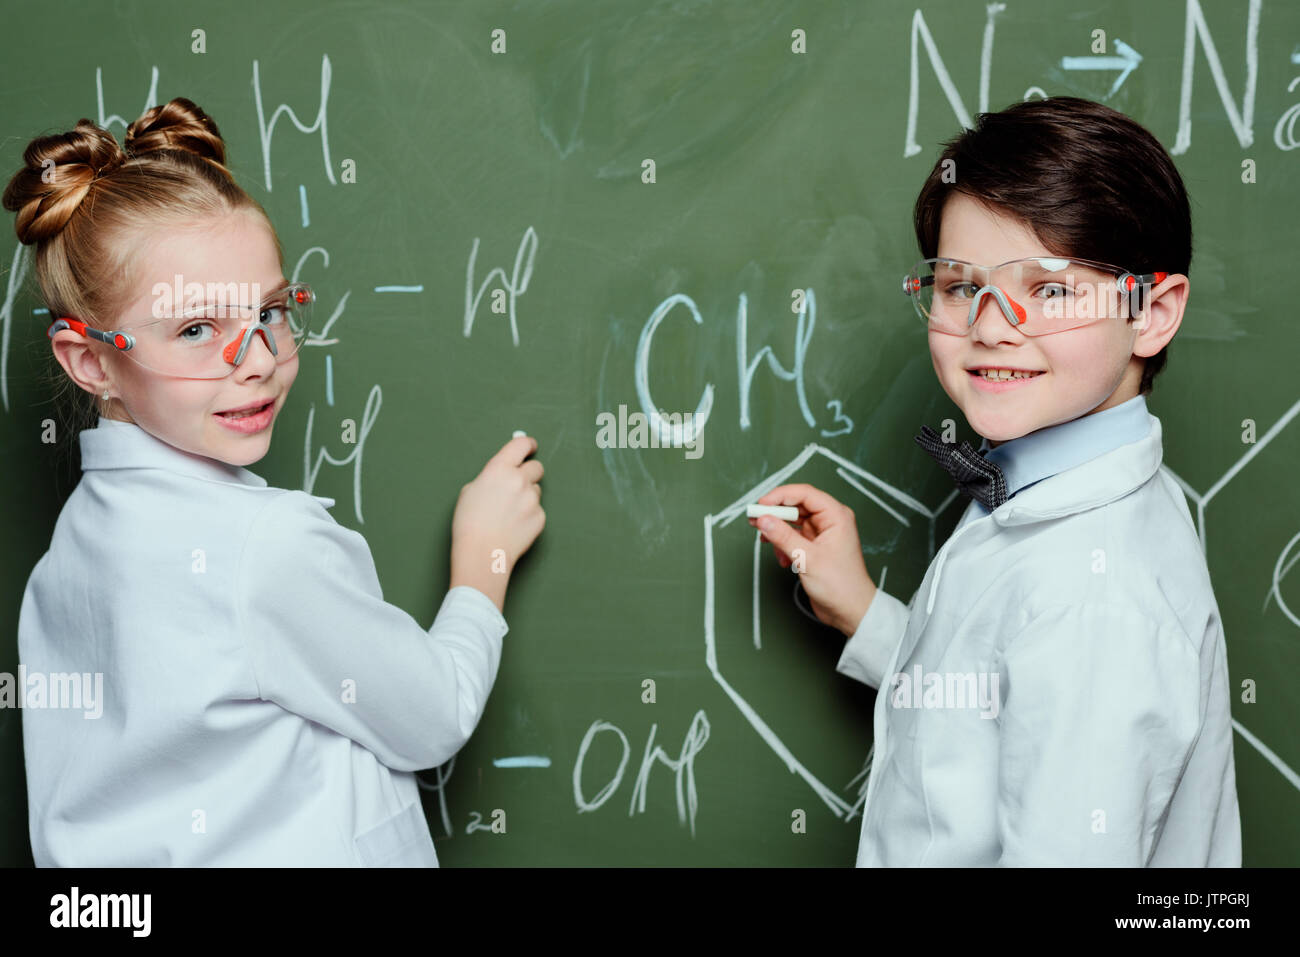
[705,397,1300,823]
[703,441,962,819]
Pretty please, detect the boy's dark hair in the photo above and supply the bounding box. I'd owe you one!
[913,96,1191,397]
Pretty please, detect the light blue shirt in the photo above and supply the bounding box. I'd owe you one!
[957,394,1153,530]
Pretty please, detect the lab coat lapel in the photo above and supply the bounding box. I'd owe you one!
[895,412,1163,665]
[989,413,1163,527]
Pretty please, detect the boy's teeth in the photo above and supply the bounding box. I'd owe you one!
[977,369,1040,380]
[224,404,266,418]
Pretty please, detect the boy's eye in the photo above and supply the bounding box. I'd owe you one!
[1035,282,1073,299]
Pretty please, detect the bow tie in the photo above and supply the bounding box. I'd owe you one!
[914,425,1009,512]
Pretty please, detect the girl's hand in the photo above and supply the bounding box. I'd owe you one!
[747,483,877,637]
[449,435,545,612]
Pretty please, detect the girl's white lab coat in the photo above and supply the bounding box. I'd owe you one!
[837,411,1241,866]
[18,417,507,866]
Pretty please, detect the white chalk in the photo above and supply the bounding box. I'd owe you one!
[747,504,799,521]
[512,430,527,438]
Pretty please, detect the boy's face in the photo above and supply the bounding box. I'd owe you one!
[928,193,1146,446]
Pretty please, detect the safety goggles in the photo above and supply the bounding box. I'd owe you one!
[902,257,1167,336]
[48,282,315,379]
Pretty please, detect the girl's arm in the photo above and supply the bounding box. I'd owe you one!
[447,434,545,614]
[236,490,508,772]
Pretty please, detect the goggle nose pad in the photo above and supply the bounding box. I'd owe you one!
[966,285,1027,328]
[222,321,280,366]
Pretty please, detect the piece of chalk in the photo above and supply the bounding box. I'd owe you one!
[512,430,526,438]
[747,504,798,521]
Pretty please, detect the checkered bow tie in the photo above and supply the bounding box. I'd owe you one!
[914,425,1009,512]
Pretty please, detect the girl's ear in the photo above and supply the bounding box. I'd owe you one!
[1132,273,1189,359]
[50,331,115,398]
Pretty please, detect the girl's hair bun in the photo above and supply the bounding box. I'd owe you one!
[122,96,228,167]
[2,119,127,245]
[2,97,230,246]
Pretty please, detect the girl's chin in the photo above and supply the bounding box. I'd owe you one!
[204,427,274,467]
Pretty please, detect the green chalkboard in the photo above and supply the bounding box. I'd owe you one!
[2,0,1298,867]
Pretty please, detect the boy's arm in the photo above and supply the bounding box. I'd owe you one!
[835,587,912,690]
[993,601,1200,866]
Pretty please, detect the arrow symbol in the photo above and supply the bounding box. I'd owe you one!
[1061,38,1143,99]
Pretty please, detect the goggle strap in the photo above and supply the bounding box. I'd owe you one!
[1118,271,1169,316]
[47,317,134,351]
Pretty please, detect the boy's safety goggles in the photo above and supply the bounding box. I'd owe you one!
[903,257,1168,336]
[47,282,314,379]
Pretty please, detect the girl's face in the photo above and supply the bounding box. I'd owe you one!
[100,211,297,468]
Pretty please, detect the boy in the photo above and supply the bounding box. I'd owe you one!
[750,96,1240,866]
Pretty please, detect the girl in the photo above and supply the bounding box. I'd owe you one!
[4,97,545,866]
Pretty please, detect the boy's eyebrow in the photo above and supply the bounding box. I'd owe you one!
[935,257,1118,277]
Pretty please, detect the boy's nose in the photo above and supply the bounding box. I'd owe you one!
[967,285,1027,331]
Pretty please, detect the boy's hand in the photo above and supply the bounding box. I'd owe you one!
[450,435,545,612]
[747,484,877,637]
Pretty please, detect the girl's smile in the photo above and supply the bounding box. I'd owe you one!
[214,393,280,433]
[88,211,299,468]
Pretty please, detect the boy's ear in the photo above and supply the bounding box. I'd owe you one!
[1132,274,1189,359]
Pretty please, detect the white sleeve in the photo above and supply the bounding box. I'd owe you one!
[835,588,911,690]
[236,491,508,772]
[994,601,1200,866]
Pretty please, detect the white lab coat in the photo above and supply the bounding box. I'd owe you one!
[837,411,1241,866]
[18,417,507,866]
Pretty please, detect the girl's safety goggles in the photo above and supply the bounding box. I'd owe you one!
[903,257,1168,336]
[47,281,314,379]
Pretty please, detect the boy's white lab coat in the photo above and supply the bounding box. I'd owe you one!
[837,411,1241,866]
[18,417,507,866]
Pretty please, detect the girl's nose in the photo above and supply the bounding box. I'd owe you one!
[222,321,278,366]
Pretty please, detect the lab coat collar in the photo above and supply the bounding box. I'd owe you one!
[988,411,1163,527]
[978,395,1151,500]
[80,416,269,488]
[920,404,1163,618]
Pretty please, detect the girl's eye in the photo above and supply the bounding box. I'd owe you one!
[178,322,216,343]
[259,303,287,325]
[943,282,980,300]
